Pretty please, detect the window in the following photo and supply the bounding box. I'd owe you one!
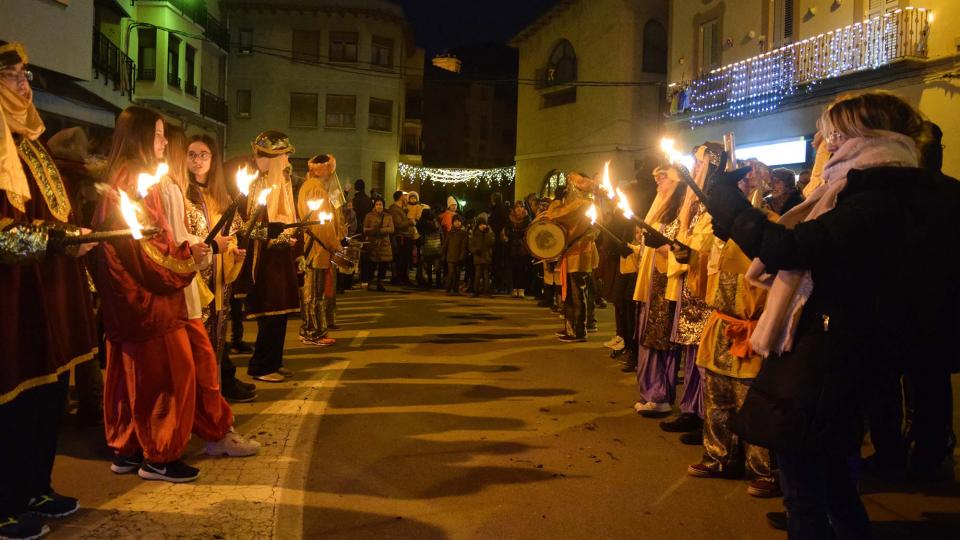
[167,35,181,88]
[774,0,795,47]
[865,0,900,19]
[371,161,386,195]
[698,18,722,73]
[541,87,576,108]
[237,90,251,118]
[185,45,197,95]
[329,32,358,62]
[480,115,488,140]
[292,30,321,64]
[369,98,392,131]
[325,94,356,128]
[544,40,576,85]
[137,28,156,80]
[289,92,318,128]
[642,20,667,74]
[502,129,514,147]
[371,36,394,68]
[239,29,253,54]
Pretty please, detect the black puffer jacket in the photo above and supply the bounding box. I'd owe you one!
[714,167,960,453]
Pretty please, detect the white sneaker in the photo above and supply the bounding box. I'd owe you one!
[205,428,261,457]
[611,340,625,351]
[604,336,624,349]
[635,402,672,414]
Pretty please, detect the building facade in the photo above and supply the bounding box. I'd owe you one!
[1,0,230,145]
[666,0,959,176]
[511,0,670,201]
[221,0,416,196]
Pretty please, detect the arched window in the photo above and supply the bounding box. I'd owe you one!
[540,169,566,198]
[545,40,577,84]
[642,20,667,74]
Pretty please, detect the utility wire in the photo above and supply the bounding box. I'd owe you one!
[133,21,665,88]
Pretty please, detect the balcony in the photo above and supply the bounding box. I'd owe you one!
[203,13,230,52]
[201,90,228,124]
[185,81,197,96]
[674,7,931,126]
[167,72,181,88]
[92,28,135,99]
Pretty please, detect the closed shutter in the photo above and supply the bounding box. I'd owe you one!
[866,0,899,19]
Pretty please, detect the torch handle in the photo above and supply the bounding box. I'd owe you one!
[676,165,709,204]
[203,202,239,245]
[56,227,161,245]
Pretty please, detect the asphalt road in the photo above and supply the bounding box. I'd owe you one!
[51,289,959,539]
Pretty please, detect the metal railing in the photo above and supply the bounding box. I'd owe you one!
[680,7,931,124]
[138,67,156,81]
[161,1,230,51]
[92,28,136,98]
[201,90,228,123]
[186,81,197,96]
[167,72,181,88]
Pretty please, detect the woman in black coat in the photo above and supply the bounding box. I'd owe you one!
[705,92,960,539]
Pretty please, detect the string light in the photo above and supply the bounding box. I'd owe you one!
[398,163,515,186]
[679,8,930,127]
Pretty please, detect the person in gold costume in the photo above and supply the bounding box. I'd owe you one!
[297,154,347,346]
[541,173,598,343]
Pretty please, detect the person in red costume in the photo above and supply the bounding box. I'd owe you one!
[0,40,98,540]
[91,106,236,484]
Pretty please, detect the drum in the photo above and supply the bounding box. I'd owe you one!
[525,220,566,261]
[330,249,357,272]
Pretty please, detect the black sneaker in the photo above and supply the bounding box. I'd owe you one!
[138,460,200,483]
[679,428,703,446]
[659,413,703,433]
[222,380,257,403]
[28,492,79,518]
[235,379,257,393]
[766,511,788,531]
[0,513,49,539]
[230,341,253,354]
[585,323,599,332]
[110,452,143,474]
[558,334,586,343]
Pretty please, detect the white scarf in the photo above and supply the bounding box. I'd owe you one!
[746,131,919,356]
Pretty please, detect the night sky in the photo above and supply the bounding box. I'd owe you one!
[396,0,559,54]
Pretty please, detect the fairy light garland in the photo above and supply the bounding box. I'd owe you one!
[680,7,930,127]
[398,163,516,186]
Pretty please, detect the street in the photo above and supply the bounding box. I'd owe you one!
[50,290,959,539]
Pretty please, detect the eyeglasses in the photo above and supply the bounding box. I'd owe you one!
[187,151,212,161]
[0,69,33,83]
[825,130,847,147]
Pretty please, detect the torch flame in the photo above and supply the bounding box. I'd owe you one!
[306,198,324,212]
[586,203,598,225]
[118,190,144,239]
[136,162,168,198]
[256,186,273,206]
[235,165,259,197]
[317,211,334,224]
[659,138,695,173]
[599,161,615,199]
[615,187,634,220]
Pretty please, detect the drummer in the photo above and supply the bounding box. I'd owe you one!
[296,154,347,346]
[540,173,599,343]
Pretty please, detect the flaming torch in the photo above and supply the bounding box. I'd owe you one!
[243,186,272,237]
[119,190,146,239]
[660,138,708,203]
[598,161,615,200]
[136,162,168,198]
[205,166,260,244]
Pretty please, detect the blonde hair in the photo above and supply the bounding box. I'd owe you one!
[819,92,925,145]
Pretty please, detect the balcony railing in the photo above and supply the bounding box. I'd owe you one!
[92,28,135,99]
[138,67,156,81]
[201,90,228,124]
[168,72,181,88]
[186,81,197,96]
[161,1,230,51]
[676,7,931,125]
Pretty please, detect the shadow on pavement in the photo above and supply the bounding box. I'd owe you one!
[303,411,557,500]
[872,512,960,540]
[336,362,521,381]
[325,382,574,408]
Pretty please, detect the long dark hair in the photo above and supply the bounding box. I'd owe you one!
[104,105,162,190]
[187,133,232,214]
